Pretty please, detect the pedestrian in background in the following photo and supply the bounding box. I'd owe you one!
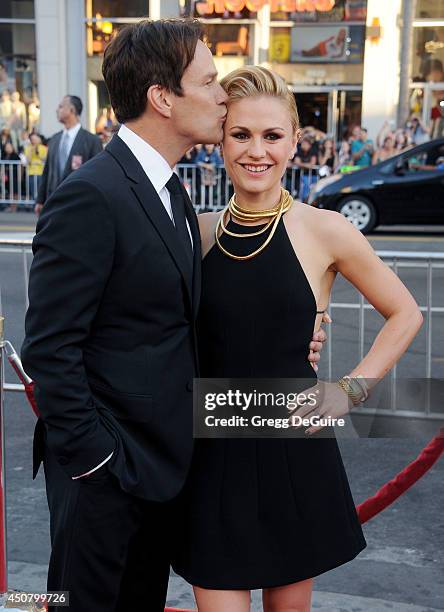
[335,139,353,172]
[294,135,318,201]
[34,95,102,215]
[372,134,396,165]
[0,127,12,156]
[406,114,430,145]
[318,136,337,177]
[351,127,374,167]
[24,132,47,201]
[393,128,411,153]
[196,143,223,209]
[1,141,21,212]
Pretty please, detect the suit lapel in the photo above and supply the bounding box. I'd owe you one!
[52,131,62,153]
[63,128,85,178]
[106,135,195,309]
[50,132,62,187]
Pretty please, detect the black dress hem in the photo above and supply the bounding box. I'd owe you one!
[172,535,367,591]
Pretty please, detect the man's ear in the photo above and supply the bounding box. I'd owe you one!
[146,84,173,119]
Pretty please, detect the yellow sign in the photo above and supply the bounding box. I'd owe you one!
[270,29,291,62]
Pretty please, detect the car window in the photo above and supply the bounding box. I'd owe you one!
[380,159,396,175]
[381,143,444,175]
[404,151,428,172]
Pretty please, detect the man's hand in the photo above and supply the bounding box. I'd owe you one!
[34,203,43,215]
[308,311,332,371]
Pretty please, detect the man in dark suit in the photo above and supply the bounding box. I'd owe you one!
[21,18,327,612]
[21,19,225,612]
[34,95,102,215]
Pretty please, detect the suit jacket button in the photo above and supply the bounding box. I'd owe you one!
[87,398,94,407]
[186,381,193,392]
[58,456,69,465]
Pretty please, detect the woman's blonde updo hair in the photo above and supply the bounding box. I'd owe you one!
[220,65,300,133]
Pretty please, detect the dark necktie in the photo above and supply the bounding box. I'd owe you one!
[166,173,193,269]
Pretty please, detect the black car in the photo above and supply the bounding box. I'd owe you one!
[307,138,444,233]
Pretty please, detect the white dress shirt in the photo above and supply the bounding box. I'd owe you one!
[72,123,193,480]
[117,123,193,243]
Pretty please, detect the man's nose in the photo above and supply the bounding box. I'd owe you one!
[217,84,229,105]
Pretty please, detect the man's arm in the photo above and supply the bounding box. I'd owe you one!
[35,150,49,212]
[22,178,116,478]
[351,143,366,162]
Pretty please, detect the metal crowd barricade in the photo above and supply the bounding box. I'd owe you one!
[0,160,321,211]
[0,239,443,420]
[176,164,320,210]
[325,251,444,421]
[0,161,38,209]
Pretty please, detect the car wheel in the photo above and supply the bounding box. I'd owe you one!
[337,196,377,233]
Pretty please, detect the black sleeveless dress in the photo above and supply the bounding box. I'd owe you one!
[172,215,367,590]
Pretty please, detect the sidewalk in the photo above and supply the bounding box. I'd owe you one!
[3,562,442,612]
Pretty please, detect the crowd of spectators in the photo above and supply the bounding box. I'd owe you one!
[283,114,437,200]
[0,99,120,212]
[0,126,48,211]
[0,90,442,210]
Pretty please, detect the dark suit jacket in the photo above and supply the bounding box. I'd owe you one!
[22,135,202,502]
[37,126,103,204]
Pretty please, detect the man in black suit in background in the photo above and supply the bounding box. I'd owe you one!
[22,18,326,612]
[34,95,102,215]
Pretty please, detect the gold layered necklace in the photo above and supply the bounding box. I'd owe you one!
[215,187,293,261]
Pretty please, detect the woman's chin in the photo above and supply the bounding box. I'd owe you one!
[233,177,278,195]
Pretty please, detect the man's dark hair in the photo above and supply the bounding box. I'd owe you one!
[67,95,83,116]
[102,19,204,124]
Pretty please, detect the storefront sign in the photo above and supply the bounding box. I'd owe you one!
[195,0,335,15]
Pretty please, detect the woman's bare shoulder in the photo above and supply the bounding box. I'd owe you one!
[286,199,344,231]
[197,211,220,235]
[197,211,221,257]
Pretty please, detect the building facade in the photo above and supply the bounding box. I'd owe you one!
[0,0,443,141]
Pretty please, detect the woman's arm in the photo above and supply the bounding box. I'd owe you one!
[376,120,390,148]
[293,209,423,434]
[326,211,423,383]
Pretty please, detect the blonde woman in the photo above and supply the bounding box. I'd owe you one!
[171,66,423,612]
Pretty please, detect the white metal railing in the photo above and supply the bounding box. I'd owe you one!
[324,251,444,420]
[0,161,41,207]
[0,161,320,210]
[177,163,320,210]
[0,241,443,420]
